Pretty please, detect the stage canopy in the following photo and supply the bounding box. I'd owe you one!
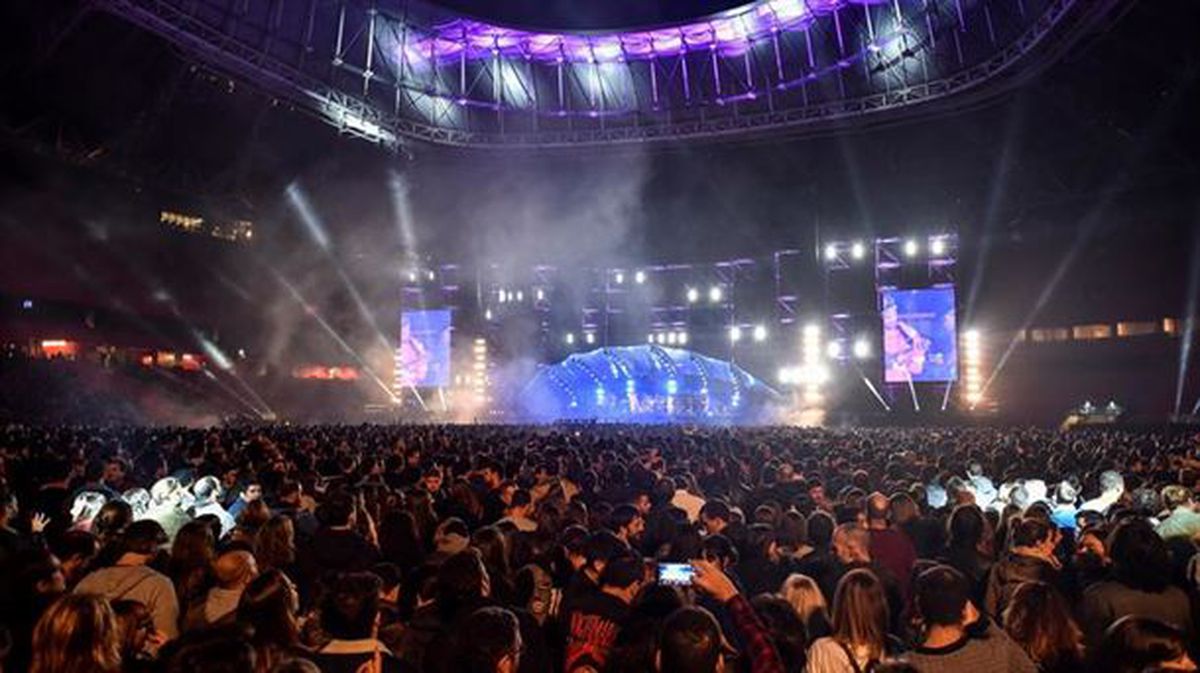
[519,345,782,423]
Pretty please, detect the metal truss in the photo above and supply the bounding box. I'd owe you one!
[99,0,1119,148]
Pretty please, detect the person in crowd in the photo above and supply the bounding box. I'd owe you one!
[168,519,216,617]
[112,600,162,672]
[1002,581,1085,673]
[498,488,538,533]
[254,514,297,575]
[795,512,841,605]
[227,482,263,522]
[563,553,643,672]
[752,594,810,672]
[700,500,732,537]
[185,549,258,631]
[805,569,892,673]
[29,593,122,673]
[864,492,917,602]
[298,491,380,590]
[736,523,789,597]
[905,565,1037,673]
[602,583,685,673]
[830,524,902,630]
[939,504,992,604]
[1154,484,1200,540]
[74,520,180,640]
[780,573,831,641]
[1080,471,1125,515]
[236,569,307,673]
[308,571,405,673]
[190,476,235,538]
[984,517,1061,621]
[1080,518,1194,648]
[452,606,523,673]
[1049,482,1079,533]
[1094,616,1197,673]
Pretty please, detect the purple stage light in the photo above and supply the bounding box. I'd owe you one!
[395,0,861,66]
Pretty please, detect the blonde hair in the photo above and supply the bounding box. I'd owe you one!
[830,569,889,662]
[780,573,828,623]
[30,594,121,673]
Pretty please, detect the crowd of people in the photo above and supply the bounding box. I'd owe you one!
[0,423,1198,673]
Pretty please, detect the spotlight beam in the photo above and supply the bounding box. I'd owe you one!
[1174,213,1200,416]
[860,375,891,412]
[981,66,1198,402]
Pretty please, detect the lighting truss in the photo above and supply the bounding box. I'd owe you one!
[100,0,1118,148]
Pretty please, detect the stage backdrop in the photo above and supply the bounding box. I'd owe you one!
[397,309,451,387]
[880,287,958,383]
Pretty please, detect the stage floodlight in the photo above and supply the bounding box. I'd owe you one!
[614,272,625,285]
[498,290,508,304]
[656,333,667,345]
[647,333,654,344]
[585,332,596,345]
[667,332,678,345]
[565,333,575,345]
[964,329,980,343]
[753,324,768,342]
[853,337,871,359]
[904,239,919,257]
[407,271,418,282]
[484,309,493,321]
[678,332,689,345]
[516,290,524,302]
[803,323,820,339]
[824,244,837,261]
[779,368,793,384]
[930,237,947,256]
[709,286,723,303]
[851,241,866,260]
[686,287,699,304]
[634,270,646,284]
[729,326,743,343]
[536,288,545,301]
[427,270,436,281]
[826,341,842,359]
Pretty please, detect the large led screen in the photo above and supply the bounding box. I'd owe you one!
[881,287,958,383]
[396,309,451,387]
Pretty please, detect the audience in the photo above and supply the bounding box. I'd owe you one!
[0,423,1195,673]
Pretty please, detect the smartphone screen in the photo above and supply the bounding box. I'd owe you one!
[657,562,695,586]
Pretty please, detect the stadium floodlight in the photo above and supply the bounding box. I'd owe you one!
[686,287,699,304]
[634,270,646,284]
[851,242,866,260]
[853,337,871,359]
[826,341,842,359]
[753,324,768,342]
[930,237,947,256]
[729,326,743,343]
[824,244,838,261]
[614,272,625,285]
[565,333,575,345]
[904,239,919,257]
[709,286,723,303]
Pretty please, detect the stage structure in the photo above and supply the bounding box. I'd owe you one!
[519,346,782,424]
[100,0,1120,148]
[391,232,989,420]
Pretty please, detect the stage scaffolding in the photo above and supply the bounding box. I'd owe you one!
[99,0,1118,148]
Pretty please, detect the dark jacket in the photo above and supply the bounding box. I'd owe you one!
[984,552,1059,622]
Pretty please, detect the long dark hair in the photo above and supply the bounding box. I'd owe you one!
[237,569,302,673]
[1002,582,1083,669]
[1107,519,1172,593]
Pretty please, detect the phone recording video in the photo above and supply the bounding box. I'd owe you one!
[657,562,695,587]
